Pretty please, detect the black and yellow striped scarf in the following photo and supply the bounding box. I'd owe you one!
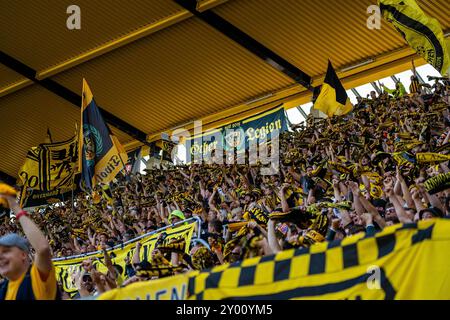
[424,172,450,195]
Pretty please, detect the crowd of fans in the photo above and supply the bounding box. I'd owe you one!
[1,75,449,299]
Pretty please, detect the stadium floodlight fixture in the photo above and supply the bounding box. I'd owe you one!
[341,59,375,73]
[265,58,286,72]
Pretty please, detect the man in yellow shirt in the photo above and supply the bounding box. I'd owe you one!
[0,194,58,300]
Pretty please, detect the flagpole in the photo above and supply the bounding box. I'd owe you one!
[73,122,79,214]
[117,153,128,177]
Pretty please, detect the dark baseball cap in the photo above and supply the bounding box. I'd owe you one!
[0,233,31,253]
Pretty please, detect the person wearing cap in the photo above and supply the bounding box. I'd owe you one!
[168,210,185,224]
[0,194,58,300]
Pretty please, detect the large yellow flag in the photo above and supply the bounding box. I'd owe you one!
[313,61,353,117]
[379,0,450,76]
[79,79,128,189]
[95,219,450,300]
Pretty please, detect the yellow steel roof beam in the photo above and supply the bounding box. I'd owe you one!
[0,79,33,97]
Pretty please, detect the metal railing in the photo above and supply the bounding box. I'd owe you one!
[52,216,202,262]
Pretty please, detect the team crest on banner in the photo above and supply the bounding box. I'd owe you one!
[83,124,103,167]
[185,105,287,164]
[224,128,245,151]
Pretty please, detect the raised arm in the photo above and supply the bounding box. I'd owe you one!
[352,185,386,229]
[102,245,117,280]
[278,183,291,213]
[287,166,302,183]
[348,182,364,216]
[7,196,53,280]
[267,219,282,254]
[418,184,445,213]
[396,169,414,209]
[208,188,220,214]
[386,189,413,223]
[410,186,427,212]
[72,235,81,253]
[332,178,342,202]
[132,242,142,266]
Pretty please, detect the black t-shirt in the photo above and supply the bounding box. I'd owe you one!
[200,220,209,242]
[300,176,314,194]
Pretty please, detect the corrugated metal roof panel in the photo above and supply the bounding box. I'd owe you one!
[51,18,294,135]
[0,0,185,71]
[0,86,132,177]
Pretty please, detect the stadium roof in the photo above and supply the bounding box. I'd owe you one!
[1,0,449,180]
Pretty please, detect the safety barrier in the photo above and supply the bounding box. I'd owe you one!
[52,216,203,262]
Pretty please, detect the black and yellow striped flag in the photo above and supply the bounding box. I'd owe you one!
[379,0,450,76]
[313,61,353,117]
[187,219,450,300]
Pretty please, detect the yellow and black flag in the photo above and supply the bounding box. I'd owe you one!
[313,61,353,117]
[19,134,78,192]
[379,0,450,76]
[79,79,128,190]
[18,132,79,207]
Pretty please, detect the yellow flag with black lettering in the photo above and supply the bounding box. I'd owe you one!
[313,61,353,117]
[379,0,450,76]
[79,79,128,190]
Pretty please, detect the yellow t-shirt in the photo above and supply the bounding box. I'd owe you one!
[5,264,57,300]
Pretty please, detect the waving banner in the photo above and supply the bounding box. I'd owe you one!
[98,272,192,300]
[19,135,78,192]
[97,218,450,300]
[53,221,196,297]
[19,135,79,207]
[379,0,450,76]
[185,105,287,164]
[20,177,80,208]
[79,79,128,190]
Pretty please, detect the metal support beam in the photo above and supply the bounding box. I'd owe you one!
[174,0,313,91]
[391,75,400,83]
[0,51,148,144]
[414,69,432,94]
[297,106,308,119]
[351,88,362,98]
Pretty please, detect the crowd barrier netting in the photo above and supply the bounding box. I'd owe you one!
[53,217,200,296]
[98,218,450,300]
